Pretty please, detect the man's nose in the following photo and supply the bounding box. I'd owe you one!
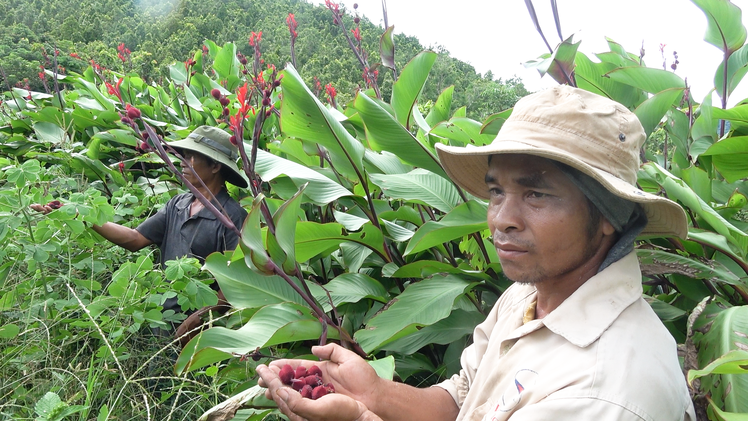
[490,197,524,233]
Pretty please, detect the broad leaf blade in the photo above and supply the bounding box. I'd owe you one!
[353,274,473,353]
[355,93,448,179]
[369,169,461,213]
[391,51,437,128]
[281,65,365,181]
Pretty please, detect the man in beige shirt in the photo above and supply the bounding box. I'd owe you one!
[257,86,696,421]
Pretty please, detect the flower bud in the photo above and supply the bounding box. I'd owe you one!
[240,57,248,65]
[219,97,230,106]
[262,97,271,106]
[223,107,230,116]
[353,3,358,8]
[120,116,132,125]
[126,104,141,119]
[229,135,238,146]
[354,17,360,24]
[211,88,221,99]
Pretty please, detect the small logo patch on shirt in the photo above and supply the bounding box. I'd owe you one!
[484,369,538,420]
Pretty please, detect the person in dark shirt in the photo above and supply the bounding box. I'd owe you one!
[33,126,248,322]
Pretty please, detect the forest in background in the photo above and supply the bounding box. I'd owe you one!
[0,0,529,119]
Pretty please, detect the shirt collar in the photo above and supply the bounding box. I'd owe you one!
[540,251,642,348]
[174,189,231,219]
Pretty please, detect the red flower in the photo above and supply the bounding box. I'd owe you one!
[118,162,125,172]
[351,27,361,42]
[287,13,298,40]
[325,83,337,102]
[117,43,131,63]
[69,52,81,59]
[38,71,46,81]
[249,31,263,47]
[105,78,124,102]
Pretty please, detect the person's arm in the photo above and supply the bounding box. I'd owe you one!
[31,203,152,251]
[91,222,152,251]
[259,343,459,421]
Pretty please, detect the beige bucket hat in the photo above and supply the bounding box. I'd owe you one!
[435,85,688,239]
[167,126,249,188]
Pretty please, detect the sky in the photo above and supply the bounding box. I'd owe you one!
[334,0,748,107]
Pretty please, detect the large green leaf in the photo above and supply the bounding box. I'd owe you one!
[404,200,488,256]
[524,34,579,85]
[633,88,685,137]
[480,108,513,137]
[637,249,744,288]
[319,273,389,306]
[177,303,331,373]
[253,147,353,205]
[295,221,387,262]
[715,43,748,98]
[390,51,437,128]
[700,135,748,183]
[369,169,461,213]
[643,162,748,255]
[240,195,273,274]
[605,67,686,95]
[268,183,307,273]
[425,86,454,127]
[354,274,473,353]
[692,302,748,414]
[380,308,484,355]
[205,252,307,309]
[692,0,747,54]
[379,25,396,71]
[355,93,447,179]
[212,42,240,81]
[430,117,494,147]
[575,53,646,109]
[280,65,365,181]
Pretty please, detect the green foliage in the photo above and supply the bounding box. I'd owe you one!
[1,0,747,420]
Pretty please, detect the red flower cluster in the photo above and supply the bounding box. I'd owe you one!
[117,43,131,63]
[325,83,337,101]
[249,31,263,47]
[362,67,379,87]
[278,364,335,400]
[106,78,124,102]
[69,52,81,59]
[351,27,361,43]
[287,13,298,40]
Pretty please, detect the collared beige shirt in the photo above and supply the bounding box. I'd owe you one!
[437,252,696,420]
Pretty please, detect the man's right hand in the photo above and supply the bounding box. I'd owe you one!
[260,343,384,412]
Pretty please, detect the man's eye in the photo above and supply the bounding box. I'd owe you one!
[528,191,546,199]
[488,188,503,196]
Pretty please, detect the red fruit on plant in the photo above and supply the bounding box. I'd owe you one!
[219,97,230,106]
[311,385,328,400]
[279,364,294,385]
[294,366,307,379]
[307,365,322,377]
[223,107,230,116]
[211,88,221,99]
[300,384,313,399]
[324,383,335,393]
[262,97,271,106]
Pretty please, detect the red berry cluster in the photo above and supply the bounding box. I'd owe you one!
[278,364,335,400]
[211,88,231,116]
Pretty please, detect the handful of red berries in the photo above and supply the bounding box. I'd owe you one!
[278,364,335,400]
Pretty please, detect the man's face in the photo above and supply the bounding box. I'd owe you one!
[486,154,608,285]
[180,150,218,185]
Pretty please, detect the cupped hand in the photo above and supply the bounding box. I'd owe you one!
[258,343,383,411]
[257,363,382,421]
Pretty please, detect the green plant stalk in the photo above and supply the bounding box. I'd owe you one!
[19,190,36,244]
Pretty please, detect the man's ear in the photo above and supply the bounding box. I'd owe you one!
[601,217,616,236]
[212,162,222,175]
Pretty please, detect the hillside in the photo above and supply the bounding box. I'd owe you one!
[0,0,528,119]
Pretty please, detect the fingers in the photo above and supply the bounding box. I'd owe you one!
[312,343,358,364]
[30,204,52,214]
